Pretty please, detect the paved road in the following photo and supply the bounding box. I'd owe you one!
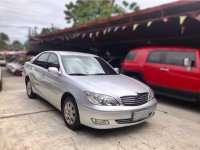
[0,67,200,150]
[1,67,25,91]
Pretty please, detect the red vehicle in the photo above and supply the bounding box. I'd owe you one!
[121,47,200,102]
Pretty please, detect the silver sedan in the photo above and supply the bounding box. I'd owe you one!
[23,51,157,130]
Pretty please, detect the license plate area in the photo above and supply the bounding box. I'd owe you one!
[133,110,152,121]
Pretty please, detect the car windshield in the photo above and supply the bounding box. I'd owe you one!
[61,55,117,76]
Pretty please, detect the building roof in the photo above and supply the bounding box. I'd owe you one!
[31,0,200,40]
[27,0,200,57]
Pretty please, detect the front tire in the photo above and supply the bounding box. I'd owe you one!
[62,96,81,130]
[26,79,36,99]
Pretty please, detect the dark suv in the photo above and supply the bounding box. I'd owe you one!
[121,47,200,102]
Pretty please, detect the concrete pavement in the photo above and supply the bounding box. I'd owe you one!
[0,68,200,150]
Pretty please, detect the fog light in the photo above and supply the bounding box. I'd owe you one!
[91,118,109,125]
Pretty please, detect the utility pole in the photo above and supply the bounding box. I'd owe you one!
[51,23,54,32]
[28,27,31,38]
[34,26,38,36]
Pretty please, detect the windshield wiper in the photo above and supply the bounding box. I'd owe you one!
[68,73,88,76]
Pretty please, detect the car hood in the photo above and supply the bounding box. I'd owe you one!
[73,74,149,97]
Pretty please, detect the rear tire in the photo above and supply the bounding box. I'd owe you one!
[26,79,36,99]
[62,96,81,130]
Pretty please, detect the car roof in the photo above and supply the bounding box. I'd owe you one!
[130,46,199,52]
[44,51,97,57]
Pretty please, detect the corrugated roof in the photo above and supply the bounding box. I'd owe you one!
[32,0,200,40]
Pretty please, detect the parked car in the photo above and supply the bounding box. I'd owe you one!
[0,55,6,66]
[23,51,157,130]
[6,60,24,75]
[6,60,16,70]
[121,47,200,102]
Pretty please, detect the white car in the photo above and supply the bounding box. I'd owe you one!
[7,61,23,75]
[24,51,157,130]
[6,61,16,70]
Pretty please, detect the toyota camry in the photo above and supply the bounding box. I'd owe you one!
[23,51,157,130]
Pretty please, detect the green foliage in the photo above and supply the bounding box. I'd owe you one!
[40,28,52,34]
[122,1,140,11]
[64,0,140,25]
[122,1,129,7]
[40,27,60,35]
[64,0,131,25]
[12,40,24,50]
[0,32,9,50]
[0,33,9,41]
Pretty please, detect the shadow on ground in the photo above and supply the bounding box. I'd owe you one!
[156,95,200,113]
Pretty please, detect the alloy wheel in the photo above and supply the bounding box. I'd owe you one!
[64,101,76,125]
[26,81,32,96]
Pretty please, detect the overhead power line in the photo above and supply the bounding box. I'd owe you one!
[0,25,48,29]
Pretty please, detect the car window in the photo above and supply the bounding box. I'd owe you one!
[125,51,137,60]
[48,53,59,64]
[147,51,163,63]
[61,56,117,75]
[165,51,196,66]
[48,53,60,69]
[34,52,50,69]
[37,53,49,62]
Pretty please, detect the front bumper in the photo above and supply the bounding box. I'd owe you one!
[79,98,157,129]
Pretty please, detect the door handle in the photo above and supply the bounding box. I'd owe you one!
[160,67,169,72]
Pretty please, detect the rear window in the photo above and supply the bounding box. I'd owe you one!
[125,51,137,60]
[165,51,196,66]
[147,51,163,63]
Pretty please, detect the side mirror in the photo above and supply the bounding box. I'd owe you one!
[184,58,192,67]
[48,67,60,75]
[114,67,119,74]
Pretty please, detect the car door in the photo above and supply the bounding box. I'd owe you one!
[31,52,50,98]
[42,53,63,107]
[160,50,200,93]
[144,50,166,86]
[122,51,138,71]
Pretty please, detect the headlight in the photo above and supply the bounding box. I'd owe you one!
[85,92,120,106]
[148,88,154,101]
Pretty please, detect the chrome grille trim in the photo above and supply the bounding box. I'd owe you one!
[115,117,147,124]
[120,92,148,106]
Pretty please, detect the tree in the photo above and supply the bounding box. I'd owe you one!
[40,28,52,34]
[0,32,9,50]
[0,33,9,41]
[122,1,140,12]
[12,40,24,50]
[64,0,139,25]
[64,0,140,25]
[40,27,59,34]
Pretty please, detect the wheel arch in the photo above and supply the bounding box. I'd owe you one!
[60,92,76,111]
[25,75,30,85]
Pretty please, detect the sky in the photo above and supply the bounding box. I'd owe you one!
[0,0,178,43]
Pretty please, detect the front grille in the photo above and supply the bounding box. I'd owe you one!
[120,93,148,106]
[115,117,147,124]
